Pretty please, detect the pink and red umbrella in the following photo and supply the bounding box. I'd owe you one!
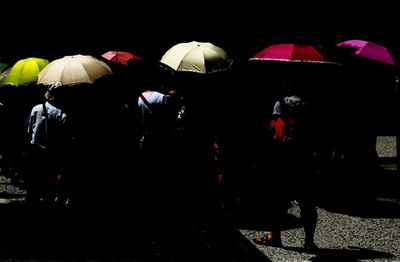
[250,43,335,64]
[336,40,394,66]
[101,51,142,65]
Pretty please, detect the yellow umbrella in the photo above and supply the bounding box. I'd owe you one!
[3,57,49,86]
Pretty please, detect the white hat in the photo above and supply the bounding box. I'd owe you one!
[44,81,63,101]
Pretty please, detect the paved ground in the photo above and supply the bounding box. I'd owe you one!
[0,206,267,261]
[235,161,400,262]
[0,175,25,205]
[1,137,399,261]
[0,173,266,261]
[239,199,400,261]
[1,168,399,262]
[376,136,397,158]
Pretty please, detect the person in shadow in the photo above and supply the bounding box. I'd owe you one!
[254,78,319,251]
[25,81,72,207]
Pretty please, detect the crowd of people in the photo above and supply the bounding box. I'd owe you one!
[0,53,398,252]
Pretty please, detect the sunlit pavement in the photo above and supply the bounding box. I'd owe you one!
[236,158,400,262]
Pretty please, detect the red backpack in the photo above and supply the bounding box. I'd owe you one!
[269,98,304,144]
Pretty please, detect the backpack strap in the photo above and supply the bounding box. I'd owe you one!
[42,103,48,119]
[278,97,287,117]
[139,93,152,113]
[42,103,49,140]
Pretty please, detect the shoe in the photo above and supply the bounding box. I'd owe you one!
[304,242,318,252]
[254,233,282,247]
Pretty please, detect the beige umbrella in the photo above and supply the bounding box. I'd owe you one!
[37,54,112,85]
[160,41,233,74]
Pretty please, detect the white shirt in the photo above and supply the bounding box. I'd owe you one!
[28,101,67,146]
[138,91,167,148]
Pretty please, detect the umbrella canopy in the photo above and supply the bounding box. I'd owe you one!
[101,51,142,65]
[3,57,49,86]
[37,54,112,85]
[160,41,233,74]
[250,43,336,64]
[336,39,395,66]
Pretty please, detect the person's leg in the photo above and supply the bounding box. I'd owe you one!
[254,146,294,247]
[25,147,46,207]
[298,197,318,250]
[254,197,289,246]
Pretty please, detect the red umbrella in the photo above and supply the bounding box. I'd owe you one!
[250,43,336,64]
[101,51,142,65]
[336,39,395,66]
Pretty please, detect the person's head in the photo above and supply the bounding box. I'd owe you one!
[284,78,306,97]
[44,81,68,105]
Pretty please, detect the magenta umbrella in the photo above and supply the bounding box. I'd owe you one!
[250,43,337,64]
[336,39,395,66]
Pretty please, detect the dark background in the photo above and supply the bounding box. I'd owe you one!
[1,0,399,66]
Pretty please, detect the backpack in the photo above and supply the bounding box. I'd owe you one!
[269,97,307,145]
[138,92,185,148]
